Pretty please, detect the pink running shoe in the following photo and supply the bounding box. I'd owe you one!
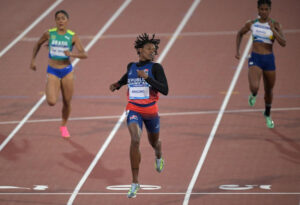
[60,126,70,138]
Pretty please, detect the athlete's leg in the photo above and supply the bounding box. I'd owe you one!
[147,132,161,159]
[248,66,262,95]
[45,74,61,106]
[145,115,164,172]
[128,122,142,183]
[261,70,276,128]
[60,72,74,126]
[263,70,276,115]
[248,66,262,106]
[147,131,164,173]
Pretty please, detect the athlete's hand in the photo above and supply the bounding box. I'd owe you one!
[64,50,72,57]
[109,83,119,92]
[235,53,240,60]
[268,19,275,30]
[137,70,148,79]
[30,60,37,71]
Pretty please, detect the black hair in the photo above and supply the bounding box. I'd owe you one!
[134,33,160,55]
[257,0,271,7]
[55,10,69,19]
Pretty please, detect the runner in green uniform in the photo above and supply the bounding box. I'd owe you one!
[30,10,87,137]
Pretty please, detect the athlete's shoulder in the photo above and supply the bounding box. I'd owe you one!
[270,18,277,23]
[248,19,258,26]
[270,18,281,28]
[241,20,254,30]
[153,62,164,69]
[67,29,75,36]
[127,62,135,70]
[48,27,57,33]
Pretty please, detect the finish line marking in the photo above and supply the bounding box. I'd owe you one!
[0,192,299,195]
[106,185,161,191]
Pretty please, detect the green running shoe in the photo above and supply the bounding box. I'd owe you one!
[248,94,256,107]
[264,113,274,128]
[127,183,140,198]
[155,158,164,173]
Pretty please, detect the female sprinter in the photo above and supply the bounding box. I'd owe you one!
[109,33,169,198]
[30,10,87,137]
[236,0,286,128]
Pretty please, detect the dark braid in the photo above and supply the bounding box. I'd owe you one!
[257,0,271,7]
[134,33,160,55]
[55,10,69,19]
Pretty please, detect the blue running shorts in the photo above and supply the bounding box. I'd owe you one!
[127,110,160,133]
[47,64,73,79]
[248,52,276,71]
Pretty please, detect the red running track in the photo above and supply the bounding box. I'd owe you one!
[0,0,299,205]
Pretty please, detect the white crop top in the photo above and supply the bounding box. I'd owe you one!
[251,19,274,44]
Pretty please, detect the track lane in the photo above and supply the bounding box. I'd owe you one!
[0,1,134,204]
[185,0,300,204]
[1,0,299,205]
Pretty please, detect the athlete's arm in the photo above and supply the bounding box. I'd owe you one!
[269,20,286,47]
[64,34,88,59]
[109,63,132,92]
[236,20,252,59]
[145,63,169,95]
[30,31,49,71]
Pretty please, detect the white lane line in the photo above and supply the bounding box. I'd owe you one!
[66,0,201,204]
[0,192,299,195]
[0,107,299,125]
[21,29,300,41]
[66,112,127,205]
[65,1,132,204]
[157,0,201,62]
[0,0,63,58]
[0,0,130,152]
[183,36,253,204]
[0,95,45,152]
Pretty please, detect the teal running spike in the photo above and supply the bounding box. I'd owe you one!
[248,94,256,107]
[264,113,274,128]
[155,158,164,173]
[127,183,140,198]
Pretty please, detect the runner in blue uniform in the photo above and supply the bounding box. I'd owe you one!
[236,0,286,128]
[110,33,168,198]
[30,10,87,137]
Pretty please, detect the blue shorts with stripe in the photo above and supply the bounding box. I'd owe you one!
[126,110,160,133]
[248,52,276,71]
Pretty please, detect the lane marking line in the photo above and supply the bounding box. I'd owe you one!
[0,192,299,195]
[21,29,300,41]
[0,107,299,125]
[65,1,132,204]
[183,34,253,204]
[0,0,129,152]
[106,185,161,191]
[66,112,127,205]
[66,0,201,204]
[0,0,63,58]
[0,95,46,152]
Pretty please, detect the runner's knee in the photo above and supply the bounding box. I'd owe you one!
[47,98,56,106]
[131,136,140,147]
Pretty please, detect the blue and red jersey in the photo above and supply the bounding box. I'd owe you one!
[116,60,168,116]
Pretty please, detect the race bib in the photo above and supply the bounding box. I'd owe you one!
[129,86,149,100]
[50,46,68,57]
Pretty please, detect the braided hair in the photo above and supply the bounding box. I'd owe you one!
[257,0,271,7]
[134,33,160,55]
